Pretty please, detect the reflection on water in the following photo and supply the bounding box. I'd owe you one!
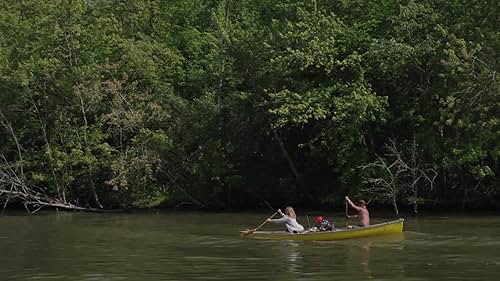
[282,241,302,274]
[360,240,372,277]
[341,234,406,280]
[0,212,499,281]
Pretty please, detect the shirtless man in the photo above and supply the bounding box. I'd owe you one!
[345,196,370,227]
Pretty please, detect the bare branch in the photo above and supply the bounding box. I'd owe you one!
[360,138,438,216]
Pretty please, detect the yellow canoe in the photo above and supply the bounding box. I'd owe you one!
[241,218,404,241]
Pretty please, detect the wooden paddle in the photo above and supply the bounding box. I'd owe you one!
[345,200,349,228]
[241,211,278,236]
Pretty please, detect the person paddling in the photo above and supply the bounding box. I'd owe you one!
[267,206,305,233]
[345,196,370,227]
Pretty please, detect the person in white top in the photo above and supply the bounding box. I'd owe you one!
[267,206,305,233]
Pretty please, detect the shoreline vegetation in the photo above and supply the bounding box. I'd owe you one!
[1,0,498,215]
[2,203,500,218]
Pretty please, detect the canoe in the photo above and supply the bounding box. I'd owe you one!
[240,218,404,241]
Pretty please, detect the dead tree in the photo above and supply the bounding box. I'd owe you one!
[0,152,96,214]
[0,109,94,214]
[360,139,437,216]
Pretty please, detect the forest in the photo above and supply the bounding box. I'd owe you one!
[0,0,498,214]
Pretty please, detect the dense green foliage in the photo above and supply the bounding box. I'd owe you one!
[1,0,498,211]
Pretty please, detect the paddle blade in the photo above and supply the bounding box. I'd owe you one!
[240,228,256,237]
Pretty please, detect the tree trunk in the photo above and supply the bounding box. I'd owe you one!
[79,90,103,209]
[391,183,399,217]
[392,196,399,217]
[89,176,103,209]
[28,94,62,200]
[272,129,300,181]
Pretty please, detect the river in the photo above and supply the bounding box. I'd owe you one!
[0,211,499,280]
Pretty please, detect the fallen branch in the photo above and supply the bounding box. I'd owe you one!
[1,152,94,214]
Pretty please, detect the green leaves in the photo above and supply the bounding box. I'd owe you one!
[0,0,498,209]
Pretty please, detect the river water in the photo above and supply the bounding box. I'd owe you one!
[0,211,499,281]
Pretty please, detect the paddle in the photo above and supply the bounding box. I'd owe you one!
[345,200,349,228]
[241,211,278,236]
